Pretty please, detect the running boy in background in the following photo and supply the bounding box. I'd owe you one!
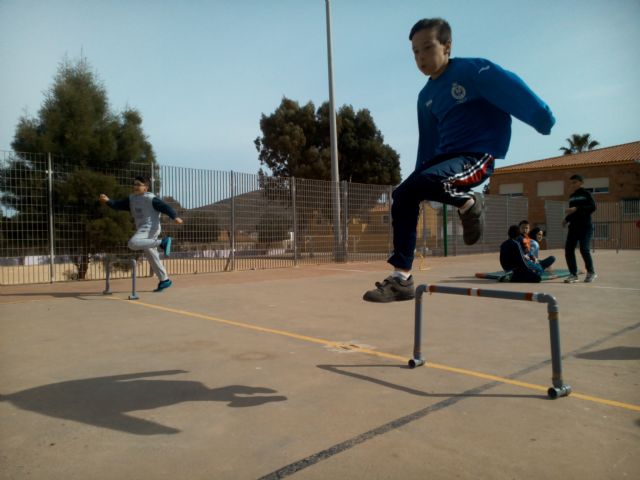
[99,176,183,292]
[364,17,555,302]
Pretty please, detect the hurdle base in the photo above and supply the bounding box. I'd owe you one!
[408,357,425,369]
[128,294,140,301]
[547,384,572,399]
[102,290,113,295]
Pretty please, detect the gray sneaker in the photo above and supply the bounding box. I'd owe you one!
[584,272,598,283]
[499,271,513,282]
[458,193,485,245]
[363,275,415,303]
[564,274,578,284]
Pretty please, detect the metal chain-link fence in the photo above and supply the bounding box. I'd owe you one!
[546,199,640,251]
[2,150,637,285]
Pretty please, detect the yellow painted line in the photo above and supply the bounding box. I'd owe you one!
[108,296,640,413]
[0,298,58,305]
[425,362,549,393]
[1,299,39,305]
[107,296,348,350]
[568,392,640,411]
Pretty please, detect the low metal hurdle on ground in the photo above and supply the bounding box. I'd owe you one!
[409,284,571,399]
[102,256,139,300]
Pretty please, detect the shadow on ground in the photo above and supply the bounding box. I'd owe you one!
[575,346,640,361]
[0,370,286,435]
[317,364,543,399]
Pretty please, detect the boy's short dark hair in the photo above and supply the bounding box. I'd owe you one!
[134,175,150,186]
[570,174,584,182]
[518,220,530,226]
[508,225,520,239]
[409,18,452,44]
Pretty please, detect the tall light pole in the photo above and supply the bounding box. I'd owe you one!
[325,0,345,261]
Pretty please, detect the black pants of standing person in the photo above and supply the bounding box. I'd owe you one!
[565,225,595,275]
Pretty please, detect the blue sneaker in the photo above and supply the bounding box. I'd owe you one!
[160,237,172,257]
[153,279,172,292]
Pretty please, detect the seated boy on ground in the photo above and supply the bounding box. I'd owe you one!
[499,225,543,283]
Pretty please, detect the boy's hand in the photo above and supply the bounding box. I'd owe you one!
[174,217,183,225]
[99,194,109,204]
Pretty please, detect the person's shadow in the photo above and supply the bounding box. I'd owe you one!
[0,370,286,435]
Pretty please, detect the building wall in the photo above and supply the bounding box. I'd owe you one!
[488,163,640,228]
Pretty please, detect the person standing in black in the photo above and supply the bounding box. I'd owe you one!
[563,174,597,283]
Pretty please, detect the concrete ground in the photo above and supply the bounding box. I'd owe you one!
[1,249,639,480]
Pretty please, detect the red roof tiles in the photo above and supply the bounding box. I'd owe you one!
[493,141,640,174]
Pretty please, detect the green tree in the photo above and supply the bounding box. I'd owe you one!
[54,169,133,279]
[0,155,50,257]
[2,56,157,278]
[559,133,600,155]
[11,57,155,169]
[254,97,400,241]
[254,97,401,185]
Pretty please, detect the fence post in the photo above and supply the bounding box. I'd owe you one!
[480,195,486,253]
[617,201,623,253]
[150,164,156,193]
[388,186,393,255]
[443,205,448,257]
[420,202,427,257]
[291,177,298,266]
[47,153,55,283]
[230,170,236,271]
[341,180,349,261]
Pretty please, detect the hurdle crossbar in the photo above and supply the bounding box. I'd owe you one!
[410,284,571,399]
[102,256,139,300]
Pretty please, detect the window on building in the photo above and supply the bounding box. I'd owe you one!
[622,198,640,216]
[537,180,564,196]
[498,183,523,197]
[583,177,609,194]
[593,222,609,240]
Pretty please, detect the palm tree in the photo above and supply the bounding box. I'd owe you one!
[559,133,600,155]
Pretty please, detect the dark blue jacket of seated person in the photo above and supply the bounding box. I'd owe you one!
[500,238,543,283]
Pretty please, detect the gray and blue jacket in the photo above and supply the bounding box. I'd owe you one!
[107,192,178,229]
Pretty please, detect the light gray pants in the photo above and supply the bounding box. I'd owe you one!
[128,226,168,282]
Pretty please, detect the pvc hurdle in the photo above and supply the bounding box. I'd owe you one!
[102,257,139,300]
[409,284,571,399]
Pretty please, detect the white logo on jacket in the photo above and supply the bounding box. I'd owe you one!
[451,83,466,102]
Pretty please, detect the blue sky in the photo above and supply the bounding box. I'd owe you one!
[1,0,639,181]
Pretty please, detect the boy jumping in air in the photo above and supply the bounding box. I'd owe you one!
[99,176,183,292]
[364,17,555,302]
